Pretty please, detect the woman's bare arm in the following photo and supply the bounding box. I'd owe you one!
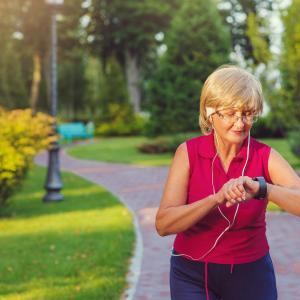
[267,148,300,217]
[155,142,223,236]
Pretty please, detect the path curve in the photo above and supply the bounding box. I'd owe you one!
[35,150,300,300]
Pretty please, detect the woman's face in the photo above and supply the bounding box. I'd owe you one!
[210,108,255,144]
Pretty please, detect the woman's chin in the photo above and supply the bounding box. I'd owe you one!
[227,131,247,142]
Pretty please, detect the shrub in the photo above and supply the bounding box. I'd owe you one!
[95,108,148,136]
[138,132,198,154]
[287,127,300,158]
[251,115,284,138]
[0,108,52,205]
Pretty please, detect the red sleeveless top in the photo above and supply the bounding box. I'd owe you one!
[173,132,272,264]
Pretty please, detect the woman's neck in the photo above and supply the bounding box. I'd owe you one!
[213,134,243,162]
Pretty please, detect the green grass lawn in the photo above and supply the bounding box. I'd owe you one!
[0,165,134,300]
[67,135,300,169]
[68,136,174,166]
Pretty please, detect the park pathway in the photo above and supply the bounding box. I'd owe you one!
[35,150,300,300]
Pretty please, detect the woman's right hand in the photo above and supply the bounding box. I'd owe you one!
[216,177,248,207]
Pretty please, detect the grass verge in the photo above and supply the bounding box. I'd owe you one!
[67,135,300,169]
[0,165,135,300]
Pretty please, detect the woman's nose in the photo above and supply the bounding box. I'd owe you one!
[234,116,245,128]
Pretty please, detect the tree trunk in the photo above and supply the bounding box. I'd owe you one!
[29,52,41,113]
[125,50,141,113]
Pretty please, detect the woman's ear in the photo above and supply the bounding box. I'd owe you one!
[210,116,216,130]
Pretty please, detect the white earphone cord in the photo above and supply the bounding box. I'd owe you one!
[171,133,251,261]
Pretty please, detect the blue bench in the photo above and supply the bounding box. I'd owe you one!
[57,122,94,143]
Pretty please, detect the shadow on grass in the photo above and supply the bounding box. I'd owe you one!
[0,166,120,219]
[0,165,135,300]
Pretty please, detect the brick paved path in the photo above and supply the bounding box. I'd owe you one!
[35,150,300,300]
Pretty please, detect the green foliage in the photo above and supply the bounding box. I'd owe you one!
[218,0,273,63]
[94,56,140,135]
[58,50,87,119]
[138,133,197,154]
[287,127,300,158]
[280,0,300,128]
[0,108,52,206]
[84,56,104,118]
[87,0,177,66]
[0,41,28,109]
[246,12,272,65]
[146,0,231,136]
[251,115,284,138]
[100,57,130,120]
[96,111,147,136]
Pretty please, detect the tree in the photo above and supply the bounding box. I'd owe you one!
[146,0,231,135]
[84,56,104,119]
[86,0,178,113]
[279,0,300,129]
[0,1,28,108]
[218,0,272,64]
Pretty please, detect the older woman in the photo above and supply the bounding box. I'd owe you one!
[155,65,300,300]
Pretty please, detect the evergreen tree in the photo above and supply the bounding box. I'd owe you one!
[146,0,231,135]
[279,0,300,129]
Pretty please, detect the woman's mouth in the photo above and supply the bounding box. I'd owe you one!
[232,131,243,135]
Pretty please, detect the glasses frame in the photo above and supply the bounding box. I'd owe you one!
[213,109,259,125]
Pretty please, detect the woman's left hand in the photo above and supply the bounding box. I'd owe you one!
[224,176,260,207]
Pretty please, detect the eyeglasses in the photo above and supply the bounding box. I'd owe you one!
[214,109,259,125]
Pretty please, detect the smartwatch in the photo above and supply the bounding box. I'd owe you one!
[252,176,267,200]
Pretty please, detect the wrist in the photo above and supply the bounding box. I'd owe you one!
[252,176,267,200]
[213,191,224,206]
[253,181,260,196]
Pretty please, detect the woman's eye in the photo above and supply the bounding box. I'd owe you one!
[226,112,235,117]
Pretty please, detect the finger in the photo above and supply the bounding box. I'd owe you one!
[224,191,233,202]
[234,177,246,199]
[236,179,246,199]
[226,200,236,207]
[231,185,244,198]
[227,187,239,200]
[227,182,242,200]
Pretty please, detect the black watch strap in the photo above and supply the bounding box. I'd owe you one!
[252,176,267,200]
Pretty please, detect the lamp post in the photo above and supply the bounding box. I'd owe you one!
[43,0,64,202]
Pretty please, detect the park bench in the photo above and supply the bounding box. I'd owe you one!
[57,122,94,143]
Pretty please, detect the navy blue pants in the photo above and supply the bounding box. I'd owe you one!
[170,251,277,300]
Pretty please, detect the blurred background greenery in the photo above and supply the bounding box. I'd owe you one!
[1,1,300,298]
[0,0,299,138]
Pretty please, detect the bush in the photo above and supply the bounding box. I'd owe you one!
[287,127,300,158]
[95,108,148,136]
[138,132,198,154]
[251,115,284,138]
[0,108,52,206]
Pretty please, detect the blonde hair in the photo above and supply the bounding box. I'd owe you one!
[199,65,264,135]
